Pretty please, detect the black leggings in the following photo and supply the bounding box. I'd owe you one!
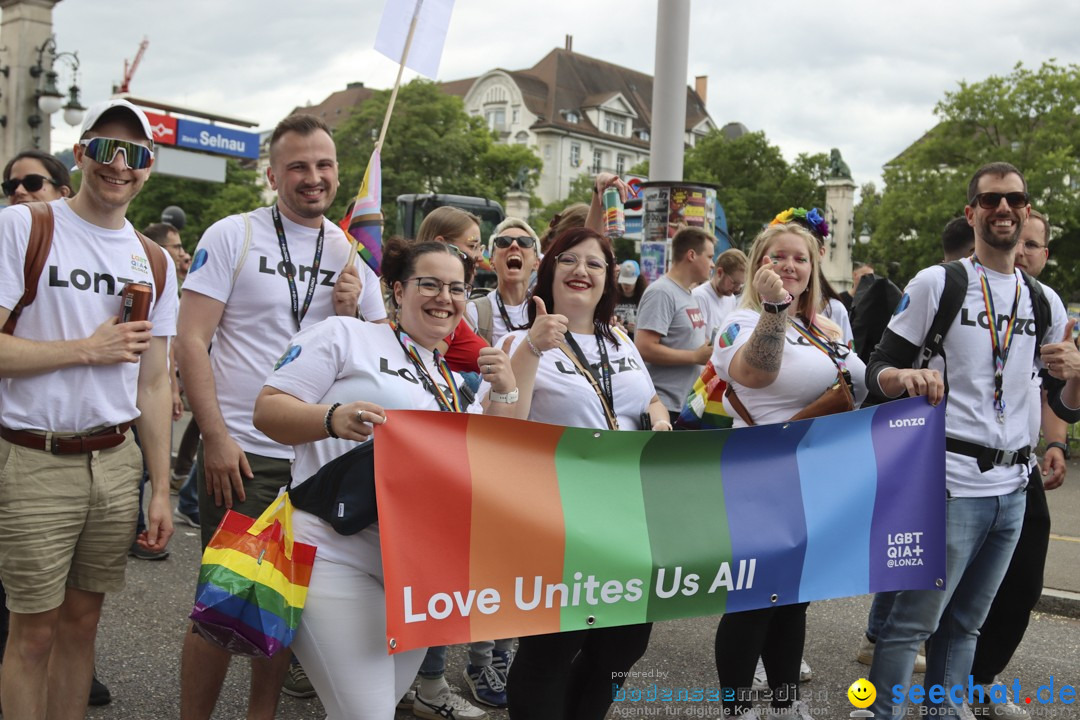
[715,603,808,715]
[507,623,653,720]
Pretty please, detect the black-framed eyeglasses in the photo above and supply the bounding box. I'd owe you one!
[969,191,1029,210]
[555,251,607,275]
[493,234,536,250]
[406,277,471,299]
[79,137,155,170]
[2,174,57,196]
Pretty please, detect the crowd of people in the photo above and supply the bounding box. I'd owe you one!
[0,100,1078,720]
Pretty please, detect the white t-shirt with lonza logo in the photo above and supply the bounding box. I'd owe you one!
[0,199,178,431]
[182,206,386,458]
[884,259,1066,497]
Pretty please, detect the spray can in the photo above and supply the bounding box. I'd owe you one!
[603,186,625,238]
[120,282,153,323]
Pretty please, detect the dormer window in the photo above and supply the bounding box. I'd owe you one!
[563,110,580,124]
[604,116,626,136]
[636,129,650,141]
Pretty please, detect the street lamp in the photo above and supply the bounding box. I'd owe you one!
[27,35,84,147]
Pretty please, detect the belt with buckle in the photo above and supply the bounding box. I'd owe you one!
[0,423,132,455]
[945,437,1030,474]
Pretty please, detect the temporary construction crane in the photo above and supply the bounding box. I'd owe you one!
[113,37,149,95]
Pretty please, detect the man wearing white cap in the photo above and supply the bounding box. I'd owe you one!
[0,98,176,718]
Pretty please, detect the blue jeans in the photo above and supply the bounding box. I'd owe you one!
[177,463,199,518]
[866,591,897,642]
[869,490,1025,717]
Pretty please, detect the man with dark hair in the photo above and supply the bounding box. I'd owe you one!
[635,226,714,422]
[866,162,1080,717]
[144,222,191,279]
[942,216,976,262]
[176,114,387,718]
[0,98,176,718]
[969,208,1067,718]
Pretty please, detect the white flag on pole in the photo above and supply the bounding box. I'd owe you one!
[374,0,455,79]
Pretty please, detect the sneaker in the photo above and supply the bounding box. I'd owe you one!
[174,506,200,528]
[463,663,507,708]
[970,695,1031,718]
[752,657,768,691]
[491,647,514,676]
[413,685,489,719]
[750,657,810,690]
[398,689,417,711]
[282,662,317,699]
[856,636,926,673]
[766,700,813,719]
[128,541,169,561]
[89,672,111,706]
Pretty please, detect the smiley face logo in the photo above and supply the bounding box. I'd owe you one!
[848,678,876,708]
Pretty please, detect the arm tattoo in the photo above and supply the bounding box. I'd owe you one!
[743,312,787,373]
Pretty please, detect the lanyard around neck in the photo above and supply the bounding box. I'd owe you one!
[495,291,527,331]
[272,204,325,332]
[791,319,853,389]
[972,257,1022,424]
[562,330,616,428]
[393,323,463,413]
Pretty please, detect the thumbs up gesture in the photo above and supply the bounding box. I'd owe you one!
[478,335,518,394]
[1040,319,1080,380]
[527,296,570,353]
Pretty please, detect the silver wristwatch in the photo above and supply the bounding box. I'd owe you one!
[489,387,520,404]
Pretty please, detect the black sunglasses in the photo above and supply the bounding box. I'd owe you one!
[493,234,536,250]
[2,174,57,197]
[970,191,1029,210]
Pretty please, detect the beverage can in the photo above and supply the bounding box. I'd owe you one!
[603,186,626,238]
[120,282,153,323]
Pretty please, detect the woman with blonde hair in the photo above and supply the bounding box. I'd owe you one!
[710,222,867,719]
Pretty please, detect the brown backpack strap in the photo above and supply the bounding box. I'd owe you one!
[135,230,167,303]
[2,202,55,335]
[723,384,756,426]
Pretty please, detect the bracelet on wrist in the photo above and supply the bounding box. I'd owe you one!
[762,293,794,314]
[525,333,544,357]
[324,402,342,439]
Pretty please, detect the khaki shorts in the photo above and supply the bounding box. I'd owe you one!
[0,431,142,614]
[196,444,291,549]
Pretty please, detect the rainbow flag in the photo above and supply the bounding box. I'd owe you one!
[375,398,945,653]
[190,495,316,658]
[675,360,734,430]
[340,148,382,275]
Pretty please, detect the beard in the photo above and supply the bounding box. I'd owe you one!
[979,213,1022,251]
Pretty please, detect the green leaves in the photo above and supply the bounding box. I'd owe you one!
[870,60,1080,297]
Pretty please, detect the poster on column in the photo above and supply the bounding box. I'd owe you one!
[374,397,945,654]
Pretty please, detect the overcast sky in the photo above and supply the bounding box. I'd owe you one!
[42,0,1080,193]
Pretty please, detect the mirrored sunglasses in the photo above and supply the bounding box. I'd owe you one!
[79,137,154,170]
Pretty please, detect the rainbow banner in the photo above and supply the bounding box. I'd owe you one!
[375,397,945,654]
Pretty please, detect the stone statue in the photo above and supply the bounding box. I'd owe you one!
[511,166,531,192]
[828,148,852,180]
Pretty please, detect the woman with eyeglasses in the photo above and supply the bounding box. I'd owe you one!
[253,237,519,719]
[466,217,540,346]
[710,222,868,720]
[2,149,72,205]
[481,227,668,720]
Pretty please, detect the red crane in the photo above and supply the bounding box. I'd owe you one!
[113,37,149,94]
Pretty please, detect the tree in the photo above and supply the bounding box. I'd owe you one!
[332,79,542,236]
[529,173,594,235]
[683,131,828,249]
[127,159,263,248]
[869,61,1080,298]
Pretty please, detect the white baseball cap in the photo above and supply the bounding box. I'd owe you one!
[80,99,154,143]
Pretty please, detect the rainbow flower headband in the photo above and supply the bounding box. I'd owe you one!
[771,207,829,240]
